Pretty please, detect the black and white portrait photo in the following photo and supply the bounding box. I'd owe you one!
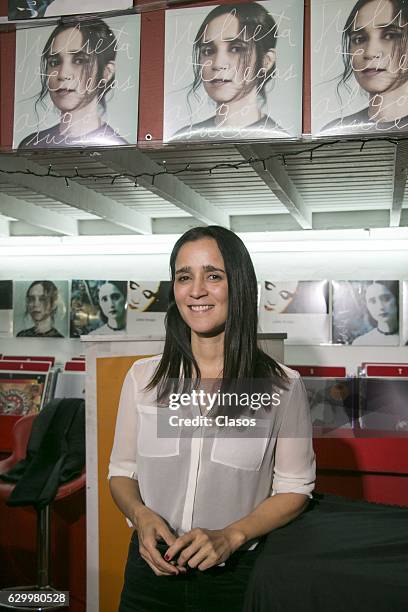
[13,280,69,338]
[8,1,132,20]
[332,280,400,345]
[0,280,13,337]
[312,0,408,136]
[164,0,304,142]
[70,280,127,338]
[258,280,330,344]
[126,280,171,336]
[13,14,140,148]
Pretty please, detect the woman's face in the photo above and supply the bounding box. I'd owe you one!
[350,0,405,94]
[263,281,298,313]
[365,283,397,324]
[128,281,160,312]
[46,27,98,113]
[174,238,228,337]
[98,283,125,322]
[199,14,271,104]
[27,284,53,324]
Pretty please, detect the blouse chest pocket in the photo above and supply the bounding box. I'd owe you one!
[210,432,269,471]
[137,404,180,458]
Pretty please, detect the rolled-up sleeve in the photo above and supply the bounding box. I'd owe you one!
[108,365,139,480]
[272,373,316,498]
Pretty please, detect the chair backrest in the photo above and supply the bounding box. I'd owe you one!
[10,414,37,463]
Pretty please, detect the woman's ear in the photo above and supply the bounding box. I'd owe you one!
[102,61,116,84]
[263,49,276,73]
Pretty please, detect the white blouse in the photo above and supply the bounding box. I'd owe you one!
[108,355,316,535]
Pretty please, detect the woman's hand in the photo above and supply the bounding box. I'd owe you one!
[164,527,245,571]
[133,506,186,576]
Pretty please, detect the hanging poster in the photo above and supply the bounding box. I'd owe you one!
[0,372,48,415]
[404,281,408,345]
[332,280,400,345]
[312,0,408,136]
[0,280,13,337]
[70,280,127,337]
[126,281,171,336]
[164,0,304,142]
[13,14,140,148]
[304,377,355,430]
[8,1,132,20]
[13,280,69,338]
[258,280,329,344]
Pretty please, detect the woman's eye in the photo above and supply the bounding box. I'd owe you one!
[230,44,244,54]
[279,291,293,300]
[208,274,221,280]
[177,276,190,283]
[350,34,365,45]
[74,55,89,65]
[47,57,59,68]
[384,30,401,41]
[200,45,214,57]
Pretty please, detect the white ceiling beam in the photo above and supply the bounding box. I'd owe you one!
[390,142,408,227]
[0,154,152,234]
[0,192,78,235]
[100,149,230,228]
[236,144,312,229]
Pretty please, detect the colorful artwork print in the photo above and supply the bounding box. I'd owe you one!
[164,0,304,142]
[0,375,47,415]
[13,14,140,148]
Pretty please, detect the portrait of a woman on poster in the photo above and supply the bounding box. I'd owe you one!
[164,0,303,142]
[321,0,408,134]
[15,280,67,338]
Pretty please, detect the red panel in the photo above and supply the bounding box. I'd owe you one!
[366,365,408,377]
[0,415,20,453]
[290,365,346,377]
[315,472,408,506]
[65,361,86,372]
[0,361,50,372]
[0,0,7,17]
[3,355,55,365]
[0,29,15,149]
[302,0,310,134]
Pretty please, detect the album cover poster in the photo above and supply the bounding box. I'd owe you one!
[304,377,355,430]
[359,377,408,432]
[70,280,127,337]
[0,373,48,416]
[258,280,330,344]
[164,0,304,142]
[0,280,13,337]
[403,281,408,345]
[126,281,171,336]
[311,0,408,136]
[13,14,140,149]
[9,1,132,20]
[13,280,69,338]
[332,280,400,345]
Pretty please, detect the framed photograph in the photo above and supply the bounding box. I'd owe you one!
[258,280,330,344]
[126,280,171,336]
[164,0,304,142]
[312,0,408,136]
[13,280,69,338]
[13,14,140,148]
[0,280,13,337]
[8,1,132,20]
[332,280,400,345]
[70,280,127,337]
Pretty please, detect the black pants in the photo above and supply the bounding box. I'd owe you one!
[119,533,263,612]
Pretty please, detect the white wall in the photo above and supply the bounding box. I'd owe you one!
[1,229,408,372]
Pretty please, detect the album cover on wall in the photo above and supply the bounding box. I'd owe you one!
[13,280,69,338]
[258,280,330,344]
[311,0,408,136]
[359,377,408,432]
[0,373,48,416]
[164,0,304,142]
[332,280,400,345]
[13,14,140,149]
[304,377,355,430]
[126,281,171,336]
[0,280,13,337]
[9,1,132,20]
[70,280,127,337]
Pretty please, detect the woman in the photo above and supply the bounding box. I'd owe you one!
[109,226,315,611]
[262,280,328,314]
[172,3,285,140]
[352,280,399,345]
[16,280,65,337]
[89,281,127,335]
[324,0,408,134]
[18,19,128,149]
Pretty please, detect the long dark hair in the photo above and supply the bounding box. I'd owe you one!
[36,18,117,115]
[147,226,287,399]
[338,0,408,96]
[189,2,278,107]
